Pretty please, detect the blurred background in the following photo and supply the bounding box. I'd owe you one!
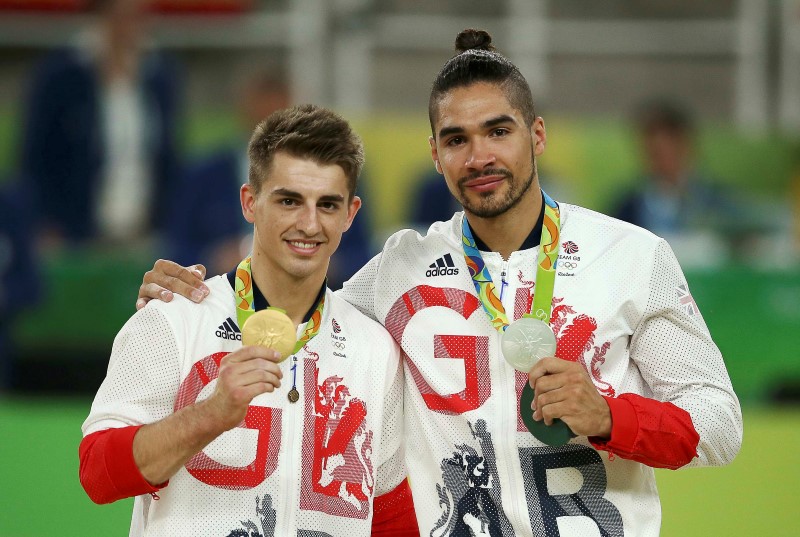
[0,1,798,535]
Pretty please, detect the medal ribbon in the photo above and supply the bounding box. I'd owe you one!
[461,190,561,331]
[234,256,325,353]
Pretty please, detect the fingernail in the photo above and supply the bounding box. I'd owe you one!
[201,285,210,296]
[192,268,203,277]
[160,290,171,300]
[191,290,203,302]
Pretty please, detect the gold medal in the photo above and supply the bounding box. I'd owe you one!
[241,308,297,361]
[287,388,300,403]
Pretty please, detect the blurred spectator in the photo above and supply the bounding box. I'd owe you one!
[613,98,738,235]
[167,69,373,289]
[407,168,462,231]
[327,177,375,288]
[0,181,41,391]
[167,70,289,276]
[20,0,181,247]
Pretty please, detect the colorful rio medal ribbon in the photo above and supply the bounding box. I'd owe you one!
[501,192,561,373]
[234,256,325,402]
[462,191,574,446]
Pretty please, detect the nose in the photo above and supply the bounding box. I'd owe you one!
[296,205,322,236]
[464,139,496,171]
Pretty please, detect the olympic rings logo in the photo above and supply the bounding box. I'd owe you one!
[559,262,578,269]
[332,341,346,349]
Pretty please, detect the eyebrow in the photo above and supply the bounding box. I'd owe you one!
[270,188,345,203]
[437,114,517,140]
[437,125,464,140]
[482,114,516,129]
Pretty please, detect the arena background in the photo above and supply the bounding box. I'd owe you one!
[1,1,799,535]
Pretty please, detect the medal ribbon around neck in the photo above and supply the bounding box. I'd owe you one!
[234,256,325,354]
[461,190,561,331]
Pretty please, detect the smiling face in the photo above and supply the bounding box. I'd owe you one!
[429,82,546,219]
[241,151,361,283]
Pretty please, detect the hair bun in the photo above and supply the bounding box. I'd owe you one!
[455,29,495,53]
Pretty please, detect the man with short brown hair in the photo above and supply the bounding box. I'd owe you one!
[81,104,416,536]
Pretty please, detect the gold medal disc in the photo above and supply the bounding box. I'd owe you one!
[241,308,297,361]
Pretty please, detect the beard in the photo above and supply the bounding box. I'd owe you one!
[455,155,537,218]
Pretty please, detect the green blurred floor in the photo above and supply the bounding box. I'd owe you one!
[0,397,797,536]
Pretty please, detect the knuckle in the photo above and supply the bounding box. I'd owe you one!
[219,365,234,381]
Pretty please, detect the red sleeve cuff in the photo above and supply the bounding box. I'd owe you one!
[589,393,700,469]
[79,426,166,504]
[589,395,638,453]
[371,478,418,536]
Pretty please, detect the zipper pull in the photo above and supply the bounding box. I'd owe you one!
[499,260,509,301]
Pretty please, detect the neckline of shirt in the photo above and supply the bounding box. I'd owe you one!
[466,191,546,253]
[225,268,326,324]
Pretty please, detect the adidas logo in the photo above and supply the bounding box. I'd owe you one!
[215,317,242,341]
[426,253,459,277]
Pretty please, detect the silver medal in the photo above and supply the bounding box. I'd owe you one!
[501,317,557,372]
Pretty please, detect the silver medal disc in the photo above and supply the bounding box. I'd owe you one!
[501,317,557,372]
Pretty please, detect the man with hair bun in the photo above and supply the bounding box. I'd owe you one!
[139,29,742,536]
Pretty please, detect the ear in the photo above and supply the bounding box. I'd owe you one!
[241,183,256,224]
[342,195,362,233]
[429,136,443,175]
[532,117,547,157]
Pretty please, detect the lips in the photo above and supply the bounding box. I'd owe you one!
[285,239,322,255]
[463,174,506,192]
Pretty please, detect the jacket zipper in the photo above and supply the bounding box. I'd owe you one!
[500,260,509,301]
[498,258,525,533]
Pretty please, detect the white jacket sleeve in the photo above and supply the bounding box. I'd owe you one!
[82,305,182,436]
[630,239,743,467]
